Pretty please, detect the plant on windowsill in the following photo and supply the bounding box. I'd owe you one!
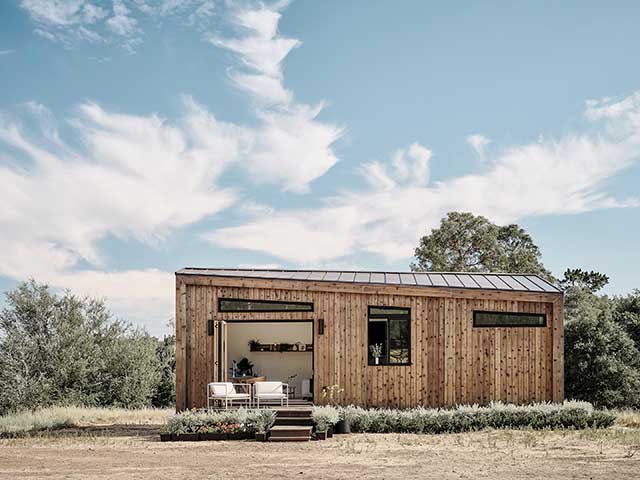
[248,339,260,351]
[369,343,383,365]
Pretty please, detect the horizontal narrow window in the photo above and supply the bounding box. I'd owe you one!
[473,311,546,327]
[368,306,411,365]
[218,298,313,312]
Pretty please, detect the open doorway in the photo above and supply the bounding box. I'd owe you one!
[225,321,313,401]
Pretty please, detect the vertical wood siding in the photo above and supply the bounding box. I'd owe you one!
[175,279,562,410]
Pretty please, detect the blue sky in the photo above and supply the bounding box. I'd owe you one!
[1,0,639,336]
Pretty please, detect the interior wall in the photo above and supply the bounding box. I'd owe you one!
[226,322,312,398]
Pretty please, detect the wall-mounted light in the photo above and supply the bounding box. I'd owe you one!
[208,320,214,336]
[318,318,324,335]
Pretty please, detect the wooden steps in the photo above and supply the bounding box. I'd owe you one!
[268,409,313,442]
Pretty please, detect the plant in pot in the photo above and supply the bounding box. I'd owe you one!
[321,384,344,436]
[312,406,339,440]
[335,406,357,434]
[236,357,254,377]
[369,343,383,365]
[248,339,260,351]
[171,410,200,441]
[198,423,226,441]
[225,422,247,440]
[252,409,276,441]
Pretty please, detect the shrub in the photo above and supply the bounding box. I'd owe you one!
[162,408,276,435]
[332,401,614,434]
[312,406,340,432]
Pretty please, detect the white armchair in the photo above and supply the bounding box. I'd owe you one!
[253,381,289,407]
[207,382,251,410]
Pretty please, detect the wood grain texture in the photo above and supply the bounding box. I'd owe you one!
[175,274,563,410]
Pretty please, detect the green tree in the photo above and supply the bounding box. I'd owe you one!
[559,268,610,292]
[562,271,640,408]
[613,290,640,347]
[152,333,176,408]
[0,280,163,413]
[411,212,552,279]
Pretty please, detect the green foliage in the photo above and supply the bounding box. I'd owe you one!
[0,280,173,414]
[325,402,614,434]
[152,334,176,408]
[412,212,551,279]
[162,409,275,435]
[560,268,610,292]
[311,405,340,432]
[563,276,640,409]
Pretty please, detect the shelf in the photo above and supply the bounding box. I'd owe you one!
[249,343,313,352]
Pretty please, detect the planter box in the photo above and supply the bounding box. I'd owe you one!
[335,420,351,434]
[255,431,269,442]
[228,432,251,440]
[327,425,334,438]
[174,433,200,442]
[159,433,172,442]
[315,431,327,440]
[200,432,228,441]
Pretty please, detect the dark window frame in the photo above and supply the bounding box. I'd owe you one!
[218,297,314,313]
[473,310,547,328]
[367,305,411,366]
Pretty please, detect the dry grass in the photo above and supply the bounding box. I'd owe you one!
[0,406,173,437]
[615,409,640,428]
[1,430,640,479]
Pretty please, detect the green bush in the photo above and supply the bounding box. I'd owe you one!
[0,281,174,414]
[324,401,614,434]
[162,409,276,435]
[311,405,340,432]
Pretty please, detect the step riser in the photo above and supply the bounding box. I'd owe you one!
[268,437,310,442]
[270,432,311,438]
[275,411,313,418]
[274,418,313,426]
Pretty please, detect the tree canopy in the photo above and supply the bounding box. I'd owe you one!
[411,212,551,279]
[0,280,175,414]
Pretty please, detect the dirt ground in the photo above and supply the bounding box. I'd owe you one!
[1,427,639,479]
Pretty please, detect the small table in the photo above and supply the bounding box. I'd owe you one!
[230,376,266,384]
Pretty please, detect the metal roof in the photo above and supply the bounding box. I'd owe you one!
[176,268,562,294]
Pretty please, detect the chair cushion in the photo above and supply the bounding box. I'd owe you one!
[255,393,286,399]
[254,381,284,395]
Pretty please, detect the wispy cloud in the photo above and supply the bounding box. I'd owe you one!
[467,133,491,162]
[0,1,341,328]
[0,49,14,55]
[19,0,215,53]
[212,2,343,192]
[207,92,640,264]
[0,98,239,329]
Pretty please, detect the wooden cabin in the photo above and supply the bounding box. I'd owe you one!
[175,268,563,411]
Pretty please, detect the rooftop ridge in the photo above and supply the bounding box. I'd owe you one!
[175,268,562,293]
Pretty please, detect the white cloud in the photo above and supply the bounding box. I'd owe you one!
[106,0,138,36]
[212,2,343,192]
[0,97,239,280]
[467,134,491,161]
[207,92,640,264]
[20,0,88,26]
[0,49,14,56]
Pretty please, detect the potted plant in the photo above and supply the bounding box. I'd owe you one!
[335,406,356,434]
[236,357,254,376]
[198,424,227,441]
[226,422,248,440]
[312,406,339,441]
[248,339,260,351]
[168,410,200,441]
[369,343,383,365]
[252,410,276,442]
